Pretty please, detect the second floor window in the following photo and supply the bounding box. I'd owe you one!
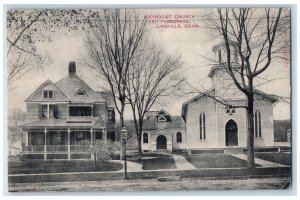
[43,90,53,99]
[107,110,115,121]
[69,106,92,117]
[42,104,56,118]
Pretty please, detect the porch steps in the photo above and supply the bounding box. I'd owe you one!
[158,176,181,182]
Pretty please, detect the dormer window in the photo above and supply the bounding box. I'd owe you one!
[76,88,86,96]
[44,90,53,99]
[157,116,166,122]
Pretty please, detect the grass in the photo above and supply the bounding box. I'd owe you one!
[8,160,123,174]
[141,153,176,170]
[254,152,291,166]
[186,154,261,168]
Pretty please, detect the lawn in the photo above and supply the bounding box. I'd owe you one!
[8,160,123,174]
[254,152,291,166]
[141,153,176,170]
[186,154,261,168]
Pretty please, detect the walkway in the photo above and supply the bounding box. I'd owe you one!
[110,160,143,172]
[154,152,196,170]
[111,152,196,171]
[231,154,288,167]
[172,154,196,170]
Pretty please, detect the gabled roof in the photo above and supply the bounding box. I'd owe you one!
[143,109,185,131]
[182,88,215,108]
[181,87,278,121]
[97,91,115,107]
[25,79,69,102]
[253,89,278,103]
[55,75,105,103]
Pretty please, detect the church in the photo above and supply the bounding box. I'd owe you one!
[142,42,277,152]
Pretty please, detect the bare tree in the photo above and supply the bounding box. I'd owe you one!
[203,8,288,173]
[6,9,98,87]
[126,44,183,155]
[84,9,148,159]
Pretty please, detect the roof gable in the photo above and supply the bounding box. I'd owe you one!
[55,75,105,103]
[25,80,69,102]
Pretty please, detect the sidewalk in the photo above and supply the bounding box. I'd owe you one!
[231,154,288,167]
[8,177,291,192]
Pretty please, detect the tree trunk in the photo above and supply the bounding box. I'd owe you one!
[93,152,97,170]
[120,101,125,160]
[137,122,143,156]
[246,93,256,175]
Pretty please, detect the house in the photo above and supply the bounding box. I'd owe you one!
[142,109,186,152]
[181,42,277,150]
[21,62,115,160]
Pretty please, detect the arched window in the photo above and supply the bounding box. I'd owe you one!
[254,110,262,138]
[143,133,148,143]
[199,112,206,140]
[157,116,166,122]
[218,49,222,63]
[176,132,182,143]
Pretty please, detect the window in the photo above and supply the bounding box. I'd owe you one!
[199,112,206,140]
[157,116,166,122]
[218,49,222,63]
[43,90,53,99]
[76,88,86,96]
[49,105,55,118]
[95,131,102,140]
[176,132,182,143]
[69,106,92,117]
[42,105,48,118]
[107,109,115,121]
[254,110,262,138]
[143,133,148,143]
[41,104,56,118]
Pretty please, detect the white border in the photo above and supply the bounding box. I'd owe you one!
[1,1,299,199]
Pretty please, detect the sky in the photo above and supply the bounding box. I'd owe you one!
[7,8,291,120]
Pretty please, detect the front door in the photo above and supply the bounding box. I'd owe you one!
[225,120,238,146]
[156,135,167,149]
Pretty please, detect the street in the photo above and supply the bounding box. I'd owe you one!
[8,177,291,192]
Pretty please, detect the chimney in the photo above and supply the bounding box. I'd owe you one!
[68,61,76,76]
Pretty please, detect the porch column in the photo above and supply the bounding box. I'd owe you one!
[90,128,93,160]
[44,128,47,160]
[25,132,29,146]
[90,128,93,144]
[68,128,71,160]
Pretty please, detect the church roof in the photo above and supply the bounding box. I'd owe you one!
[181,88,278,121]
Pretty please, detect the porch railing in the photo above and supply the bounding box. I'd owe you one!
[22,145,91,153]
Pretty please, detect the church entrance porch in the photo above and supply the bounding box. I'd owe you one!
[148,129,173,152]
[156,135,167,149]
[225,120,238,146]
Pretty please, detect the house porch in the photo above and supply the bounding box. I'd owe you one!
[22,128,108,160]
